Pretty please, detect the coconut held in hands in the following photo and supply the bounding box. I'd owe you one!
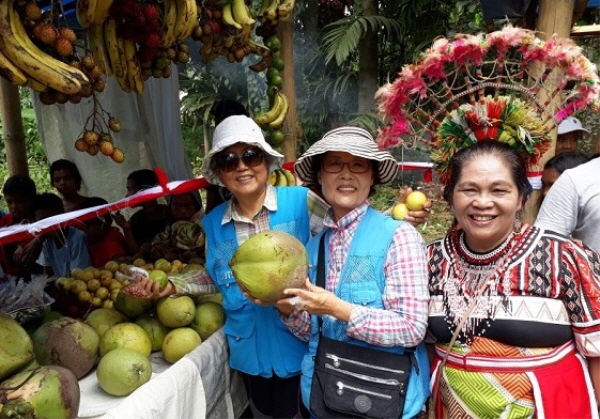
[229,231,308,303]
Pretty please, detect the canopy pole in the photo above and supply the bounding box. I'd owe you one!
[0,78,28,177]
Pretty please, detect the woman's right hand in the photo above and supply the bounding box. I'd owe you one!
[138,275,176,299]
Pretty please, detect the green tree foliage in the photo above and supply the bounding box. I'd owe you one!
[0,88,51,209]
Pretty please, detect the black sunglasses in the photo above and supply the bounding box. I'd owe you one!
[213,147,265,172]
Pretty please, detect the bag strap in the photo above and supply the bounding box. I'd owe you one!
[316,233,327,332]
[428,280,490,419]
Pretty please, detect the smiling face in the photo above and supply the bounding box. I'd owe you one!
[215,143,269,202]
[318,151,374,221]
[451,154,522,252]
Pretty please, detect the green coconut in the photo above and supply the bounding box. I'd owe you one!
[0,366,80,419]
[229,231,308,303]
[0,313,34,381]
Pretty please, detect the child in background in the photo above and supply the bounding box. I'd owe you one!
[76,197,132,268]
[113,169,168,253]
[139,192,205,263]
[49,159,86,212]
[34,193,92,277]
[0,175,41,280]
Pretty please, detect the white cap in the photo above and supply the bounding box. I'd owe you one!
[201,115,284,185]
[557,117,589,135]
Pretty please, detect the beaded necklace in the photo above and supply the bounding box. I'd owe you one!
[442,228,519,344]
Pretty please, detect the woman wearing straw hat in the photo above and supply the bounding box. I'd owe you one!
[281,126,431,419]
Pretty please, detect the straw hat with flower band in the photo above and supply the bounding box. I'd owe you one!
[375,25,600,184]
[294,126,399,186]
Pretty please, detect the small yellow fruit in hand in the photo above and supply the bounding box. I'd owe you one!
[405,191,427,211]
[392,203,409,220]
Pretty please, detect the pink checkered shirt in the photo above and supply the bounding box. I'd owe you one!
[284,201,429,348]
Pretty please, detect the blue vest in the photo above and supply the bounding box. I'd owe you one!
[300,208,430,418]
[202,186,310,378]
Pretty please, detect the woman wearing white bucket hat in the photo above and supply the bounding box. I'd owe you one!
[280,126,430,418]
[140,118,430,418]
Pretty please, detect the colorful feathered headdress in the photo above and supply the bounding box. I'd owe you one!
[376,25,600,182]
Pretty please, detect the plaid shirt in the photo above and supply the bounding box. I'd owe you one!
[170,185,329,294]
[284,201,429,347]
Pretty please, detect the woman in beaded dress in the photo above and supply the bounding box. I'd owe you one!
[428,140,600,418]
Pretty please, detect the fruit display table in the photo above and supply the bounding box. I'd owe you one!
[78,328,248,419]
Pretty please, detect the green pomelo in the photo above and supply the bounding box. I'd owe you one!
[193,293,223,305]
[85,308,128,338]
[135,314,170,352]
[162,328,202,364]
[0,313,34,381]
[156,296,196,328]
[0,365,80,419]
[32,317,99,379]
[113,283,154,319]
[96,348,152,396]
[229,231,308,303]
[190,302,225,341]
[180,263,205,274]
[99,323,152,357]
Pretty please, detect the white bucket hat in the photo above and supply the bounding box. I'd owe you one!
[201,115,284,185]
[557,117,589,135]
[294,126,399,185]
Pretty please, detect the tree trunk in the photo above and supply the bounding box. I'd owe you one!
[358,0,378,113]
[0,79,28,177]
[278,15,299,163]
[521,0,573,224]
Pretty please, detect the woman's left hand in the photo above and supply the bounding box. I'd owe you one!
[284,279,351,321]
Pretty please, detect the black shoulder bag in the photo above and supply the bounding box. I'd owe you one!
[309,234,413,419]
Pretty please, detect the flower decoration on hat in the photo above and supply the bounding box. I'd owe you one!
[376,25,600,182]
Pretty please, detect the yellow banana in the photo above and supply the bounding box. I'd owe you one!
[76,0,97,28]
[92,0,114,24]
[258,0,273,15]
[26,78,48,92]
[162,0,179,47]
[123,38,144,94]
[281,169,296,186]
[277,0,295,19]
[104,18,127,88]
[0,0,87,94]
[274,170,288,186]
[232,0,255,25]
[115,33,132,92]
[269,92,289,129]
[0,48,28,86]
[267,171,277,186]
[222,3,242,30]
[254,92,283,125]
[174,0,199,42]
[88,23,112,76]
[264,0,279,20]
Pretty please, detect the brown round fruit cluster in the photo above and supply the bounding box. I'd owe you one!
[22,2,77,59]
[38,54,106,105]
[140,43,190,80]
[74,115,125,163]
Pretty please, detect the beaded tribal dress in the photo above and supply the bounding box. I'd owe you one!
[428,224,600,418]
